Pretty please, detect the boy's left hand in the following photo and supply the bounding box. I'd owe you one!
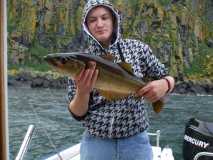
[136,79,168,103]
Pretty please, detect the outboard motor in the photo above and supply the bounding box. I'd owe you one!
[183,118,213,160]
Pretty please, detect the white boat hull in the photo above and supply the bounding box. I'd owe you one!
[45,143,174,160]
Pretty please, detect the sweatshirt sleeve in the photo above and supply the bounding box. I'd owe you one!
[67,78,87,121]
[67,78,76,102]
[139,43,168,80]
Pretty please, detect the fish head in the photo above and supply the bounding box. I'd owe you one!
[44,53,86,77]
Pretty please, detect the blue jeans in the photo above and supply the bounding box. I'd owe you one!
[80,131,153,160]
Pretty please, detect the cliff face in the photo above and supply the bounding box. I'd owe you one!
[8,0,213,81]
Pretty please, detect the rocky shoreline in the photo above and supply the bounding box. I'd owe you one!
[8,73,68,89]
[8,73,213,95]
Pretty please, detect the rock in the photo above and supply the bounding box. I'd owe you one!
[173,80,213,95]
[8,75,17,86]
[30,75,67,89]
[15,72,32,82]
[173,81,189,94]
[8,70,213,95]
[31,77,46,88]
[207,39,213,48]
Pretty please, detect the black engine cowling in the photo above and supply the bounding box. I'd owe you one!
[183,118,213,160]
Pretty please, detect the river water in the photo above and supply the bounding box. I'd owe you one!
[8,86,213,160]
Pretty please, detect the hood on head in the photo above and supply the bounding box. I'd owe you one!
[82,0,121,48]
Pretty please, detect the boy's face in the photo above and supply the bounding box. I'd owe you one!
[86,6,114,47]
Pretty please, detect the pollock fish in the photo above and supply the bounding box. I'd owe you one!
[44,52,164,113]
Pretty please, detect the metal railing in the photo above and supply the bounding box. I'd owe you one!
[148,130,160,147]
[15,125,35,160]
[194,152,213,160]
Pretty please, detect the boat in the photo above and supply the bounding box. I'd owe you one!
[16,119,213,160]
[44,130,175,160]
[16,127,175,160]
[0,0,9,159]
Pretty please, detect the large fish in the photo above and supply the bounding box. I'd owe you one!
[44,52,164,113]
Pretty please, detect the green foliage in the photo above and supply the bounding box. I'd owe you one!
[158,0,171,6]
[14,0,36,42]
[8,68,63,80]
[26,42,50,71]
[24,63,50,72]
[29,41,48,57]
[8,41,50,72]
[7,0,213,81]
[184,43,213,80]
[8,63,50,72]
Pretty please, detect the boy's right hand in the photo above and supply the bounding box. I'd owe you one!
[74,61,99,97]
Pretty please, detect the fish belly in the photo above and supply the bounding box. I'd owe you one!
[95,68,140,94]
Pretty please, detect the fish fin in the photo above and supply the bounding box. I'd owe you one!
[152,99,164,113]
[118,62,134,75]
[100,54,115,61]
[98,89,129,101]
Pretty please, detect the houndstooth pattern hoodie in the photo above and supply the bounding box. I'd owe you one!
[68,0,168,138]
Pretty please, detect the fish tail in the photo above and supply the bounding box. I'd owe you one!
[152,99,164,113]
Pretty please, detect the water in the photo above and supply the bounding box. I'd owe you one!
[8,86,213,160]
[8,86,84,160]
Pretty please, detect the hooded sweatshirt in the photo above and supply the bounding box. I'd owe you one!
[68,0,168,138]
